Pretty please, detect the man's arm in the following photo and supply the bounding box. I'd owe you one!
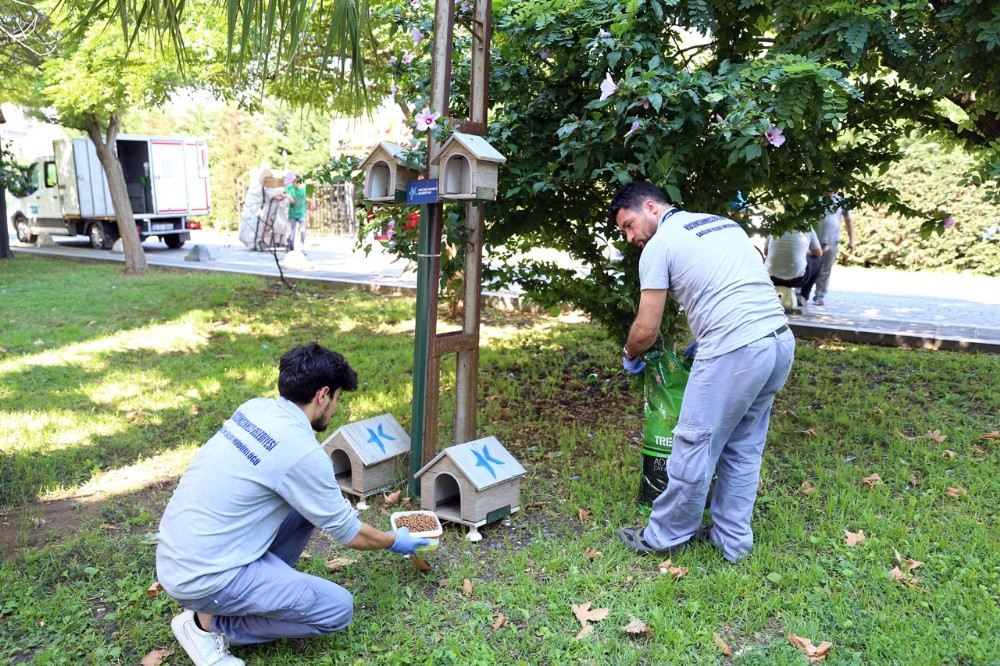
[807,231,823,258]
[345,522,396,550]
[624,289,667,358]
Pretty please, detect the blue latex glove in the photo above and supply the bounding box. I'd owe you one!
[388,527,431,556]
[622,354,646,374]
[683,341,699,359]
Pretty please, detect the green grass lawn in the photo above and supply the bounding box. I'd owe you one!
[1,255,998,665]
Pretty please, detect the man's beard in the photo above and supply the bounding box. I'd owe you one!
[311,417,330,432]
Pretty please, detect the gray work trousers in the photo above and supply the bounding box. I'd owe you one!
[175,510,353,645]
[644,327,795,562]
[814,240,839,299]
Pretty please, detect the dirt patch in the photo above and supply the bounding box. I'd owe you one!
[0,478,177,560]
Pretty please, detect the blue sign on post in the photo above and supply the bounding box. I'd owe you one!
[406,179,439,205]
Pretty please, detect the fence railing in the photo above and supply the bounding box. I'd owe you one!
[308,182,358,237]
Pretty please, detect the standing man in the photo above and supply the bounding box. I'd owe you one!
[284,171,308,251]
[156,343,428,666]
[609,181,795,563]
[812,190,855,306]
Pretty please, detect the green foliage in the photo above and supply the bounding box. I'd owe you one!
[850,134,1000,276]
[341,0,999,339]
[0,140,30,197]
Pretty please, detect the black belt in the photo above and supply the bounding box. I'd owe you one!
[766,324,789,338]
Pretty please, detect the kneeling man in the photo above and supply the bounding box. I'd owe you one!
[156,342,427,665]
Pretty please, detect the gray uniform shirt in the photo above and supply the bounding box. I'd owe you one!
[818,195,847,245]
[639,209,786,359]
[156,397,362,600]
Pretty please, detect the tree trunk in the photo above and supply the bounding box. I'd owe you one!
[0,184,13,259]
[85,115,148,274]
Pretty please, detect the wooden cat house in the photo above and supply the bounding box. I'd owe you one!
[360,142,421,203]
[414,436,526,541]
[322,414,410,501]
[430,132,506,201]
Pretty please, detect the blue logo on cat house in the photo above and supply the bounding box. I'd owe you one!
[406,179,439,205]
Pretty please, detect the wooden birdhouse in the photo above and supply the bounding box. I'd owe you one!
[360,142,421,203]
[414,436,526,540]
[321,414,410,499]
[431,132,506,201]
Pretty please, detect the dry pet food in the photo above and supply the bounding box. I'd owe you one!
[395,513,440,532]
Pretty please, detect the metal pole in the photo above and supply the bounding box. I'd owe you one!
[409,203,434,496]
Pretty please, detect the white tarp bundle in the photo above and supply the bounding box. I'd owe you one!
[238,182,291,251]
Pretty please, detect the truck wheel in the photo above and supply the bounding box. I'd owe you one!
[88,222,115,250]
[164,235,185,249]
[14,215,37,244]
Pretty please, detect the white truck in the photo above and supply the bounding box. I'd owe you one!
[10,134,210,249]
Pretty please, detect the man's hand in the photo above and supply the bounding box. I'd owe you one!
[622,354,646,374]
[388,527,431,555]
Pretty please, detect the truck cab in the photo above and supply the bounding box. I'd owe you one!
[11,135,210,250]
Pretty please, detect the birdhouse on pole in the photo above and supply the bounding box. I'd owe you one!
[360,142,421,203]
[431,132,506,201]
[321,414,411,499]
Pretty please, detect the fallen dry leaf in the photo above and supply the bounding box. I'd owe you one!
[572,602,610,625]
[383,490,402,506]
[584,547,603,561]
[145,581,163,598]
[436,577,449,588]
[942,449,957,459]
[861,473,883,489]
[140,648,174,666]
[656,559,689,579]
[971,445,988,456]
[844,530,866,547]
[713,633,733,657]
[980,431,999,441]
[525,502,550,511]
[908,474,921,487]
[788,634,833,662]
[926,430,947,442]
[873,406,884,415]
[622,616,652,638]
[797,479,817,496]
[492,613,507,630]
[800,425,819,438]
[324,557,355,571]
[577,507,593,522]
[889,566,920,587]
[127,409,148,422]
[410,556,432,572]
[462,578,474,597]
[893,549,924,573]
[572,601,609,639]
[897,431,918,441]
[100,523,119,531]
[944,486,967,499]
[499,407,514,418]
[188,404,201,416]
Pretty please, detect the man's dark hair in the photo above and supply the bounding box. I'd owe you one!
[278,343,358,404]
[607,181,670,227]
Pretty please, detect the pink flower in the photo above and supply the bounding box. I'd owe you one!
[409,0,421,8]
[402,51,415,65]
[599,72,617,101]
[624,120,642,138]
[389,82,398,96]
[410,28,424,45]
[942,215,955,229]
[642,99,651,109]
[414,106,440,132]
[714,114,724,123]
[598,28,611,39]
[765,125,785,147]
[539,49,552,60]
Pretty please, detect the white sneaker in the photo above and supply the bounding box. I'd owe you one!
[170,610,245,665]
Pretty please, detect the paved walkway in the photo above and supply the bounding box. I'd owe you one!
[9,230,1000,352]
